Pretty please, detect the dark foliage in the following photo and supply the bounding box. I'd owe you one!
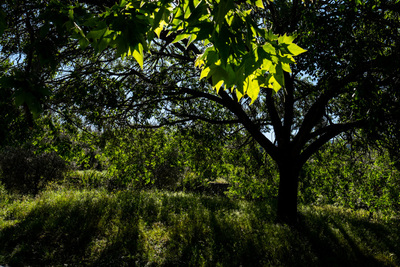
[0,146,68,194]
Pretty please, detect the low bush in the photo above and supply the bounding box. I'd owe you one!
[0,146,68,195]
[299,141,400,217]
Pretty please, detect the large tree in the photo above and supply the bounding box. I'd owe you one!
[1,0,400,224]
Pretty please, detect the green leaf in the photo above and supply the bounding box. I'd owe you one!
[68,8,74,20]
[265,30,278,41]
[255,0,264,9]
[114,35,129,57]
[226,11,235,26]
[280,54,296,64]
[131,43,144,69]
[215,0,235,25]
[186,33,197,48]
[96,31,113,52]
[244,74,260,104]
[61,0,306,102]
[268,75,282,92]
[211,65,230,92]
[242,50,259,77]
[263,43,276,54]
[215,25,230,64]
[78,37,90,49]
[281,62,291,73]
[261,58,273,72]
[213,80,224,92]
[186,1,208,25]
[236,88,244,100]
[86,24,107,41]
[195,22,214,40]
[200,67,211,80]
[225,64,236,87]
[171,33,191,43]
[152,5,168,30]
[287,43,307,56]
[274,63,285,87]
[154,20,167,38]
[204,48,219,65]
[278,33,295,44]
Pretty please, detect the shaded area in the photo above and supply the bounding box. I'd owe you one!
[297,206,400,266]
[0,189,399,266]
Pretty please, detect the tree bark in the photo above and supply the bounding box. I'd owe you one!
[276,160,301,225]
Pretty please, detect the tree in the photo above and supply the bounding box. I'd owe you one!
[1,0,400,224]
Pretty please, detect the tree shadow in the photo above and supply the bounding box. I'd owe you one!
[296,209,400,266]
[0,194,140,266]
[0,193,398,266]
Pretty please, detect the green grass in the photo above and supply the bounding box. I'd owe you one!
[0,187,399,266]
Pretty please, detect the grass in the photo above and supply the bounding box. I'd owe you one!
[0,187,399,266]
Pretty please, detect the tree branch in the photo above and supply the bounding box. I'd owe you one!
[299,120,365,166]
[218,89,279,161]
[170,112,240,125]
[292,62,373,154]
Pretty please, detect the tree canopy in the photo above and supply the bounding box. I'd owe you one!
[0,0,306,117]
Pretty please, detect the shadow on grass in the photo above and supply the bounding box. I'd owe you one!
[0,189,398,266]
[297,206,400,266]
[0,191,139,266]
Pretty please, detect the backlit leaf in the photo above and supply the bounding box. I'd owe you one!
[255,0,264,9]
[172,33,191,43]
[281,62,291,73]
[263,43,276,54]
[278,33,295,44]
[287,43,307,56]
[200,67,211,80]
[131,43,144,69]
[244,74,260,104]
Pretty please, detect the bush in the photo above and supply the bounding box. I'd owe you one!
[298,141,400,216]
[104,128,186,190]
[0,146,68,195]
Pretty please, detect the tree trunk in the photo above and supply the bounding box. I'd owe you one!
[276,161,301,225]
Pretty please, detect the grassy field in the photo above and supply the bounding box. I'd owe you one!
[0,187,399,266]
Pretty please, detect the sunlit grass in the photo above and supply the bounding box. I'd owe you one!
[0,187,399,266]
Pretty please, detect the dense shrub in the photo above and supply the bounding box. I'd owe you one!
[31,117,109,171]
[299,141,400,216]
[221,140,279,200]
[104,128,184,190]
[0,146,68,195]
[102,126,280,196]
[103,126,272,194]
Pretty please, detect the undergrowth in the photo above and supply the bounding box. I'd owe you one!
[0,188,399,266]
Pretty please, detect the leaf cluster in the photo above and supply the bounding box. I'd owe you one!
[63,0,305,103]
